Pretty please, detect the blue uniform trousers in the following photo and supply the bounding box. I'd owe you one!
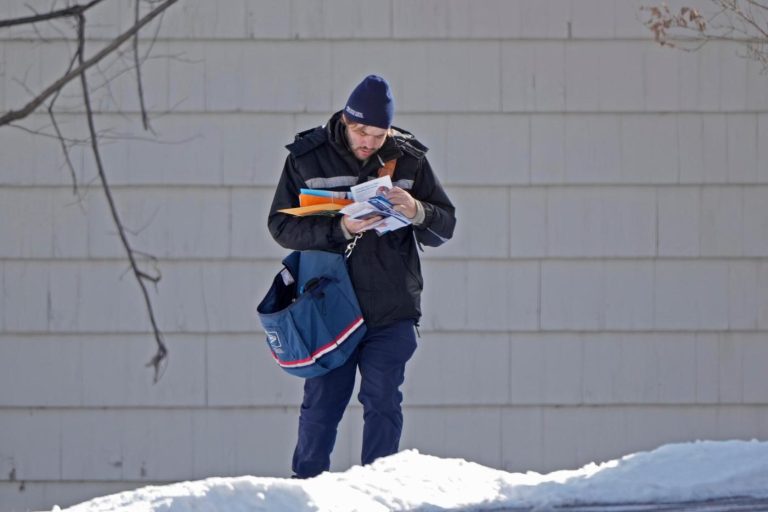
[291,319,417,478]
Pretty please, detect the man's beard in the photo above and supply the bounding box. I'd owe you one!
[351,145,376,161]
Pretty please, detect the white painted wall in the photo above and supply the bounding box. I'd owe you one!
[1,0,767,510]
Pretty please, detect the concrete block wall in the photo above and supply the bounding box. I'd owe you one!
[1,0,767,510]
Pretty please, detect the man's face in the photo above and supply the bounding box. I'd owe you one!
[345,121,388,161]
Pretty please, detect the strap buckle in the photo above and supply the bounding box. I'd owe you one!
[344,233,363,259]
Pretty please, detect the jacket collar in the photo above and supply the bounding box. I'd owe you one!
[326,111,403,177]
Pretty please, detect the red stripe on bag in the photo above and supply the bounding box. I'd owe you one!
[273,316,364,368]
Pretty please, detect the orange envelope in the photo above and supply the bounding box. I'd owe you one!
[299,194,354,207]
[278,203,345,216]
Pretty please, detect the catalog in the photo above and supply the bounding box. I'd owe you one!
[339,195,411,234]
[349,176,392,202]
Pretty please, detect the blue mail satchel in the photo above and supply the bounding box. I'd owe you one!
[256,236,366,378]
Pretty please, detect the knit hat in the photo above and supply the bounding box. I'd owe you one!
[343,75,394,129]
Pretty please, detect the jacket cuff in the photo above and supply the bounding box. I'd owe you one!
[416,200,436,228]
[409,200,426,226]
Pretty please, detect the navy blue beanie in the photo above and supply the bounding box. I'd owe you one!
[344,75,394,129]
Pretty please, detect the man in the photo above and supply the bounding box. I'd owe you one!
[268,75,456,478]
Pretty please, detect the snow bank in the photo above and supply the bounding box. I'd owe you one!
[54,440,768,512]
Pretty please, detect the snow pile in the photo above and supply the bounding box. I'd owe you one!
[54,440,768,512]
[499,439,768,505]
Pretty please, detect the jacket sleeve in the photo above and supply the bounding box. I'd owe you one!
[410,157,456,247]
[267,155,348,252]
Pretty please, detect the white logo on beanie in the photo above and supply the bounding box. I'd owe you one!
[345,105,364,118]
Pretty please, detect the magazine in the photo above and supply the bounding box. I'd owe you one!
[339,195,411,234]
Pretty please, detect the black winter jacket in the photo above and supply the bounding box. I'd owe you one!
[268,111,456,328]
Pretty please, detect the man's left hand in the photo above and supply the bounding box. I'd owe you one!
[383,186,418,219]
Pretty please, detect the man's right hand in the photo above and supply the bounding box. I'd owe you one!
[342,215,383,234]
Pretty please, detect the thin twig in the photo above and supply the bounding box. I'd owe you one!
[48,51,82,194]
[6,121,137,145]
[93,61,132,123]
[134,0,151,131]
[133,249,160,263]
[8,122,86,143]
[9,118,201,146]
[49,113,80,193]
[86,51,192,99]
[75,12,168,383]
[137,270,161,284]
[732,2,768,37]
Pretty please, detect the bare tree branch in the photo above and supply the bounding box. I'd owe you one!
[0,0,179,126]
[3,0,182,382]
[0,0,106,29]
[74,11,168,383]
[642,1,768,72]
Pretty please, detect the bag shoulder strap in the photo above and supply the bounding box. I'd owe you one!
[378,159,397,178]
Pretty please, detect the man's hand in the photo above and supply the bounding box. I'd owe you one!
[342,215,383,234]
[383,186,418,219]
